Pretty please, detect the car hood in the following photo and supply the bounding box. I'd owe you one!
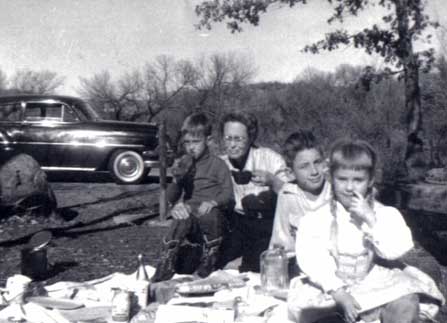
[84,120,158,134]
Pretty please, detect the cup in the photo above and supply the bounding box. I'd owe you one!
[21,247,48,280]
[21,230,52,280]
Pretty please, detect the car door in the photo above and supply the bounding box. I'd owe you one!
[56,103,107,170]
[17,102,67,167]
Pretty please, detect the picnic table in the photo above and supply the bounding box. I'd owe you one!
[0,268,290,323]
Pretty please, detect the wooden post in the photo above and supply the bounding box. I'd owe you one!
[158,121,168,221]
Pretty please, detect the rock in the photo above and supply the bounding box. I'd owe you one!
[0,154,57,218]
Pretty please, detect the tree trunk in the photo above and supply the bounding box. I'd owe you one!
[404,56,422,140]
[158,121,168,221]
[395,0,425,179]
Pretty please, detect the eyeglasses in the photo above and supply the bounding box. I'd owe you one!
[223,135,247,143]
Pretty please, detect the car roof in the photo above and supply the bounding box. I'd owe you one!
[0,94,84,105]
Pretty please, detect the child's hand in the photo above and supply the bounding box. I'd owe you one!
[251,170,273,186]
[170,202,191,220]
[171,155,194,182]
[349,191,376,227]
[197,201,218,216]
[331,288,361,323]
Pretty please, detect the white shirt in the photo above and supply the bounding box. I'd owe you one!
[221,146,290,214]
[269,181,331,253]
[295,201,414,293]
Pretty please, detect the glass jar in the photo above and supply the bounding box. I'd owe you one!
[111,288,131,322]
[260,247,289,294]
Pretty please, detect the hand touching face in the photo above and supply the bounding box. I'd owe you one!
[332,168,373,210]
[349,191,376,227]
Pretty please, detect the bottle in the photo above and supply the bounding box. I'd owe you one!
[111,288,131,322]
[134,254,150,309]
[260,246,289,294]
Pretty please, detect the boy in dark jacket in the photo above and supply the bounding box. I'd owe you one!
[152,113,234,282]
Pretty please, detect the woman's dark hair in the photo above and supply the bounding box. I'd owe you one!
[219,111,258,143]
[283,130,321,167]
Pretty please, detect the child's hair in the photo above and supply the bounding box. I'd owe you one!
[283,130,322,167]
[329,139,378,212]
[219,111,258,144]
[329,139,377,179]
[181,112,212,138]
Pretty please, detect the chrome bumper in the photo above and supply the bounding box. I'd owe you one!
[144,160,160,168]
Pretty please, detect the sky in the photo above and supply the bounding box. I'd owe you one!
[0,0,446,95]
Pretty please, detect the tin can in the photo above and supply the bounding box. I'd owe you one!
[111,289,131,322]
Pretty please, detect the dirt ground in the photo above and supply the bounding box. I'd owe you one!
[0,174,170,283]
[1,175,447,321]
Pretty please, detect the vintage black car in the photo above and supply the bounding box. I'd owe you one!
[0,95,161,184]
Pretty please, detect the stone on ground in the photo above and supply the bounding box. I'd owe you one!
[0,153,56,217]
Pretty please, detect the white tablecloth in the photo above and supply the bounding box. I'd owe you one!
[0,268,291,323]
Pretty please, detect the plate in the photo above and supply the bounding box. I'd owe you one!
[27,296,84,310]
[176,283,223,296]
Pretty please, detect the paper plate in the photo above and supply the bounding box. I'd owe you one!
[27,296,84,310]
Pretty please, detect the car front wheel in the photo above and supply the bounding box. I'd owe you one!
[108,150,147,184]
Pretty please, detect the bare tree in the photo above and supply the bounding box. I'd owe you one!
[194,52,257,118]
[10,69,65,94]
[77,56,199,121]
[78,71,122,119]
[141,55,199,121]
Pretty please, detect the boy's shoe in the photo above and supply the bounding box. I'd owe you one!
[151,239,180,283]
[195,237,222,278]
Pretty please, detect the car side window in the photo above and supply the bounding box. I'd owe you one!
[63,105,80,122]
[25,103,63,122]
[0,103,22,122]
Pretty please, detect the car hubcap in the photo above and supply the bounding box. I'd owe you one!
[118,156,140,177]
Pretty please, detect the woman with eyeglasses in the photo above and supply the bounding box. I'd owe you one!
[216,111,292,273]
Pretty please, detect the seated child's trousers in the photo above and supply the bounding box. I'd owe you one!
[164,208,225,245]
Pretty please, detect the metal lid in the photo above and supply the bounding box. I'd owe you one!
[28,230,52,251]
